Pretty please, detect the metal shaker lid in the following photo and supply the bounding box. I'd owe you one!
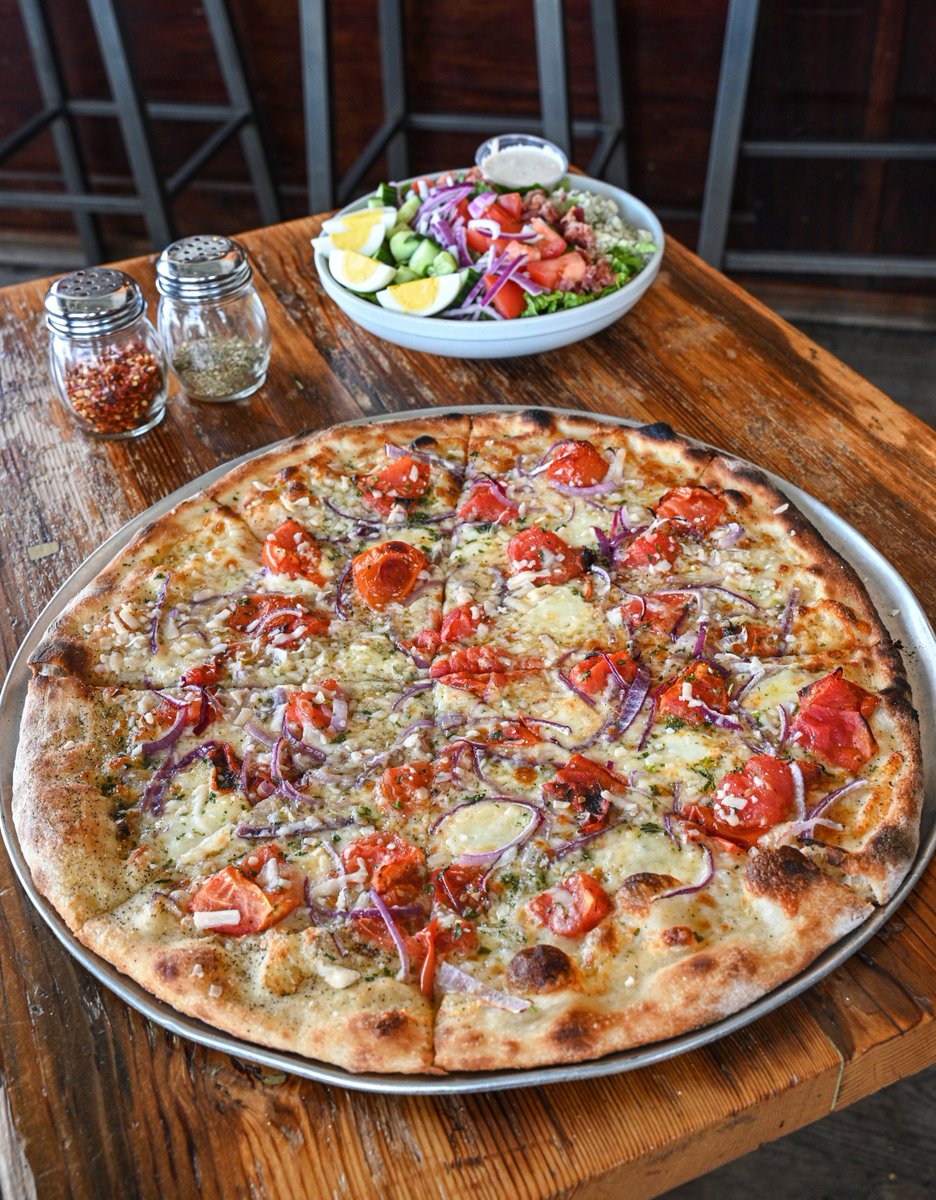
[44,268,145,336]
[155,235,253,301]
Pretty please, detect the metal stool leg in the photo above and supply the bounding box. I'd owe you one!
[18,0,103,262]
[86,0,175,248]
[301,0,335,212]
[534,0,572,158]
[697,0,760,268]
[201,0,282,225]
[589,0,628,187]
[379,0,408,183]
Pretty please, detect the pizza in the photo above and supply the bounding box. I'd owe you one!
[13,409,922,1075]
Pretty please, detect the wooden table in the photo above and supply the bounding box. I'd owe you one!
[1,218,935,1200]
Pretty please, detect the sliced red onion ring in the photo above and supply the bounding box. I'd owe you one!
[244,720,276,748]
[789,816,845,839]
[436,961,531,1012]
[457,808,542,867]
[514,272,549,295]
[663,811,680,849]
[549,477,617,497]
[558,671,597,707]
[467,191,497,218]
[806,778,868,821]
[711,522,744,549]
[654,844,714,900]
[429,794,541,835]
[237,816,352,839]
[329,695,349,733]
[391,679,435,710]
[779,587,800,639]
[692,622,709,658]
[611,663,651,734]
[141,741,227,814]
[480,254,529,308]
[670,605,689,642]
[521,439,579,477]
[401,577,443,607]
[140,705,188,756]
[552,817,624,860]
[637,694,658,750]
[693,703,742,730]
[270,736,319,806]
[250,606,306,639]
[777,704,790,747]
[731,667,766,702]
[650,584,760,610]
[149,571,172,655]
[368,888,409,981]
[589,565,612,595]
[468,217,500,239]
[324,497,380,527]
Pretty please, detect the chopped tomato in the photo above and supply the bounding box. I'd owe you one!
[545,439,608,489]
[722,622,780,657]
[378,761,433,812]
[403,627,442,659]
[432,863,488,916]
[497,192,523,220]
[352,541,430,610]
[457,479,518,524]
[682,755,803,848]
[528,872,611,938]
[655,486,726,535]
[482,274,525,320]
[413,917,479,997]
[226,594,329,647]
[464,200,523,253]
[524,251,588,291]
[262,519,326,583]
[543,753,627,835]
[657,661,731,725]
[285,681,341,736]
[341,831,426,907]
[190,846,300,937]
[357,454,430,517]
[568,649,637,696]
[791,668,879,771]
[529,216,568,258]
[621,527,680,570]
[440,602,483,643]
[622,593,688,636]
[506,526,585,585]
[497,237,541,263]
[155,688,216,734]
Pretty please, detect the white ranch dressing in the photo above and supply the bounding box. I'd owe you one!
[480,142,566,189]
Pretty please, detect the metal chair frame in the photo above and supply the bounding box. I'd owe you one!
[697,0,936,279]
[0,0,282,263]
[301,0,629,212]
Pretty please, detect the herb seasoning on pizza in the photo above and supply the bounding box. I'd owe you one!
[14,410,921,1074]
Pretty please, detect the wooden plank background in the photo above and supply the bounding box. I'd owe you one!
[0,223,934,1198]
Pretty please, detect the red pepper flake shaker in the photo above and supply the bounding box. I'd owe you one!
[45,268,168,439]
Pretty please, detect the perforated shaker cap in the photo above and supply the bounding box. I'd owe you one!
[155,235,253,301]
[44,268,145,336]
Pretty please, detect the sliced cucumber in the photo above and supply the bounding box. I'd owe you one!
[389,229,422,263]
[427,250,458,277]
[375,182,398,206]
[396,195,420,226]
[408,237,441,277]
[392,266,419,284]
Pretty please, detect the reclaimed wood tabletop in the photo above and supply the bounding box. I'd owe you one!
[1,217,935,1200]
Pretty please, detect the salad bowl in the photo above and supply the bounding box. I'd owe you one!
[312,174,664,359]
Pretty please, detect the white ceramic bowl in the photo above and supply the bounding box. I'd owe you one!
[312,174,664,359]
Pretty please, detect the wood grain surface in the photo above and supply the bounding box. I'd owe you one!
[1,220,935,1200]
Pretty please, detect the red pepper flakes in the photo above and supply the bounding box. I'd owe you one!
[64,340,164,435]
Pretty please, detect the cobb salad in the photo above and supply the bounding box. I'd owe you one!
[312,169,658,321]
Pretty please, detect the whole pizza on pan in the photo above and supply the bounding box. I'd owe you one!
[13,409,922,1074]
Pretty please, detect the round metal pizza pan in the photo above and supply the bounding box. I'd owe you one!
[2,404,934,1096]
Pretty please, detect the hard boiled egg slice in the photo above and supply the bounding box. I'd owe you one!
[318,207,396,257]
[328,249,397,293]
[376,273,464,317]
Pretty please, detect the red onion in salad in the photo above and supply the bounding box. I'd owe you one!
[480,254,529,308]
[467,191,497,218]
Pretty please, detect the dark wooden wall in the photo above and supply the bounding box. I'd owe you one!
[0,0,934,286]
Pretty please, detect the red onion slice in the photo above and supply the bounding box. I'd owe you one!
[553,817,624,860]
[430,794,541,835]
[436,961,531,1012]
[391,679,435,710]
[637,694,658,751]
[468,217,500,239]
[692,621,709,658]
[654,844,714,900]
[401,577,443,607]
[329,694,349,733]
[650,584,760,610]
[334,559,353,622]
[806,778,868,821]
[457,808,542,867]
[140,704,188,756]
[368,888,409,981]
[480,254,529,308]
[467,191,497,218]
[244,720,276,748]
[777,704,790,747]
[779,587,800,639]
[149,571,172,655]
[711,521,744,549]
[549,478,617,497]
[237,816,352,839]
[731,667,766,703]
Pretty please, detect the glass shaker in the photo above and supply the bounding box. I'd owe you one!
[45,268,168,439]
[156,235,271,403]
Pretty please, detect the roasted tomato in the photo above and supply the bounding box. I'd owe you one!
[226,594,329,647]
[657,661,731,725]
[208,742,241,792]
[285,680,342,737]
[543,753,627,835]
[432,862,489,916]
[413,917,479,997]
[621,593,688,636]
[506,526,585,585]
[527,871,611,938]
[488,716,542,747]
[545,440,608,489]
[620,527,680,570]
[568,649,637,696]
[791,668,879,771]
[352,541,430,610]
[154,687,216,735]
[654,486,726,535]
[402,627,442,661]
[357,454,430,517]
[341,831,427,907]
[430,645,538,697]
[378,761,433,812]
[440,602,484,643]
[262,519,326,583]
[721,622,780,657]
[180,658,221,688]
[457,479,518,524]
[681,755,806,848]
[190,845,300,937]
